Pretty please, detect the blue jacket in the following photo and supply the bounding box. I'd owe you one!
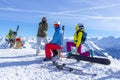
[50,26,62,47]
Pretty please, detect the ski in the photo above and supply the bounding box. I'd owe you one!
[67,54,111,65]
[53,61,83,72]
[52,61,97,76]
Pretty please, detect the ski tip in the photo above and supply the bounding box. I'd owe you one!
[17,25,19,27]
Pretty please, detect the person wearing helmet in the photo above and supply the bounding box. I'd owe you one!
[7,29,13,39]
[6,28,17,48]
[36,17,48,55]
[66,23,90,57]
[43,21,62,61]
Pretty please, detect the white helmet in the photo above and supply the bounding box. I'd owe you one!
[54,21,60,25]
[78,23,84,29]
[54,21,60,27]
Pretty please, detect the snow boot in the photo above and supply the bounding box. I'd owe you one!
[66,52,72,58]
[43,57,52,61]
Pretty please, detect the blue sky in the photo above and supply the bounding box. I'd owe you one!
[0,0,120,38]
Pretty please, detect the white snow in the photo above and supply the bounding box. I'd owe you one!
[0,49,120,80]
[0,36,120,80]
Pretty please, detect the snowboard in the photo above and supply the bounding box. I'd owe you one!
[67,54,111,65]
[16,25,19,34]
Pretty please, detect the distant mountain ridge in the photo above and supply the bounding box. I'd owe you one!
[0,36,120,59]
[90,36,120,59]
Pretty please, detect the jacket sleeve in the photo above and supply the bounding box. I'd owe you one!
[39,23,48,31]
[74,32,82,48]
[74,33,77,44]
[44,23,48,31]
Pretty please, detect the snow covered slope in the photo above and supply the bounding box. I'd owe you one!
[0,36,119,59]
[90,36,120,59]
[0,49,120,80]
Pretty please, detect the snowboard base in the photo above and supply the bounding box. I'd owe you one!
[67,54,111,65]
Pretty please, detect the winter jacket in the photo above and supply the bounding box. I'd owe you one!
[74,25,84,48]
[50,27,62,47]
[37,22,48,37]
[7,30,17,41]
[7,29,13,39]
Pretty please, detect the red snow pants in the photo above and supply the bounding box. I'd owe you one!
[45,43,62,58]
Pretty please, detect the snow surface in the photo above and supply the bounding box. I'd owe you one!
[0,36,120,80]
[0,49,120,80]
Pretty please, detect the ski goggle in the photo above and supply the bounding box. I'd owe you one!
[79,25,84,29]
[54,24,59,27]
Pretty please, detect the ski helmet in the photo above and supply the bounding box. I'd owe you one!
[78,23,84,29]
[54,21,60,27]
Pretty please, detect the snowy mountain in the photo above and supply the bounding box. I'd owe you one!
[90,36,120,59]
[0,36,120,59]
[0,36,120,80]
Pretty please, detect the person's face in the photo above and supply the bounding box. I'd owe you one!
[42,18,47,22]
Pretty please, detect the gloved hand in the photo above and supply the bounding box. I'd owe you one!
[13,32,17,35]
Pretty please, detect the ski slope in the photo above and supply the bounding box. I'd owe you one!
[0,49,120,80]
